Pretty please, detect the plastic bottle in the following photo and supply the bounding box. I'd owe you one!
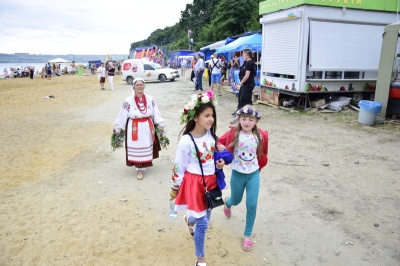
[169,200,177,218]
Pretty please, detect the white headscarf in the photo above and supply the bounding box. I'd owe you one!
[133,77,145,85]
[132,77,145,91]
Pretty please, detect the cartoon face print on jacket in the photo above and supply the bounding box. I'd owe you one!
[233,131,259,173]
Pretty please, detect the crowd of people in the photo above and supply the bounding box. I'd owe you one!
[111,49,268,265]
[95,61,122,90]
[1,62,77,80]
[1,60,124,81]
[2,66,37,79]
[43,62,70,79]
[190,49,259,123]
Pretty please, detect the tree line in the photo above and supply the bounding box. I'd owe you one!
[130,0,262,53]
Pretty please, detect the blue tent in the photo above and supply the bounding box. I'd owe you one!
[200,40,226,51]
[170,50,193,64]
[216,34,262,53]
[200,40,226,60]
[225,37,236,44]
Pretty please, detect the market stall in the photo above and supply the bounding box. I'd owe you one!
[258,0,398,107]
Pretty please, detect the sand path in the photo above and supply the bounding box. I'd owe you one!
[1,74,399,265]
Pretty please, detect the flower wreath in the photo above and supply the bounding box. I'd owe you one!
[180,90,218,124]
[235,106,261,119]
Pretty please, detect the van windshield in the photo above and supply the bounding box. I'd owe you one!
[151,63,162,69]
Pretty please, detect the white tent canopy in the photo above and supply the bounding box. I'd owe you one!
[48,58,71,63]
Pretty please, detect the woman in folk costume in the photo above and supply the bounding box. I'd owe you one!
[114,77,164,180]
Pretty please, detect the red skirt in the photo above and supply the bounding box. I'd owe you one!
[175,172,217,214]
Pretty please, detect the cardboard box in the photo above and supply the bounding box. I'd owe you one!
[310,99,326,108]
[252,92,260,102]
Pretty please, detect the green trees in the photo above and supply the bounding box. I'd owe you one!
[129,0,262,53]
[208,0,260,40]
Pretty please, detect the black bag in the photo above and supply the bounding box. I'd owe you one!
[205,188,224,210]
[189,133,224,210]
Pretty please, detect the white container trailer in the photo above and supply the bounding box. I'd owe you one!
[258,0,398,105]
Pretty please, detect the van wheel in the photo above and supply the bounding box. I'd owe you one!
[170,78,175,82]
[126,76,133,85]
[159,75,167,83]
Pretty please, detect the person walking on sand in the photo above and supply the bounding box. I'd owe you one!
[237,50,256,110]
[70,61,76,75]
[170,90,225,266]
[97,63,106,90]
[45,63,52,80]
[217,105,269,252]
[230,50,256,124]
[209,52,222,96]
[194,53,204,91]
[90,62,95,75]
[106,62,115,90]
[114,78,164,180]
[204,56,212,89]
[229,55,240,91]
[181,58,187,77]
[29,67,34,80]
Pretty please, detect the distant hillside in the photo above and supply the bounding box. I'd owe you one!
[0,53,128,63]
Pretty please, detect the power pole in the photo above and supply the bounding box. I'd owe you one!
[188,29,192,50]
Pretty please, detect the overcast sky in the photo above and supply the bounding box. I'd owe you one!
[0,0,193,55]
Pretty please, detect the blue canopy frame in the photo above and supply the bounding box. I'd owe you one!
[216,34,262,53]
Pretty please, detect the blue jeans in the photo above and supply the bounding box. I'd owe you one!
[188,210,211,258]
[195,70,204,90]
[226,170,260,237]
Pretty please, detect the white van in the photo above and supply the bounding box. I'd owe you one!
[121,59,179,84]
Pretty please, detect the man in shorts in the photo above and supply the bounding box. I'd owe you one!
[210,52,222,96]
[97,63,106,90]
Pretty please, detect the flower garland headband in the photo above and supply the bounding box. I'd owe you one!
[180,90,218,124]
[235,105,261,119]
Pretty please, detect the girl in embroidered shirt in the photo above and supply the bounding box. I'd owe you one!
[217,105,269,252]
[169,90,225,266]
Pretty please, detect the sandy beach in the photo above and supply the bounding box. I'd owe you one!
[0,73,399,265]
